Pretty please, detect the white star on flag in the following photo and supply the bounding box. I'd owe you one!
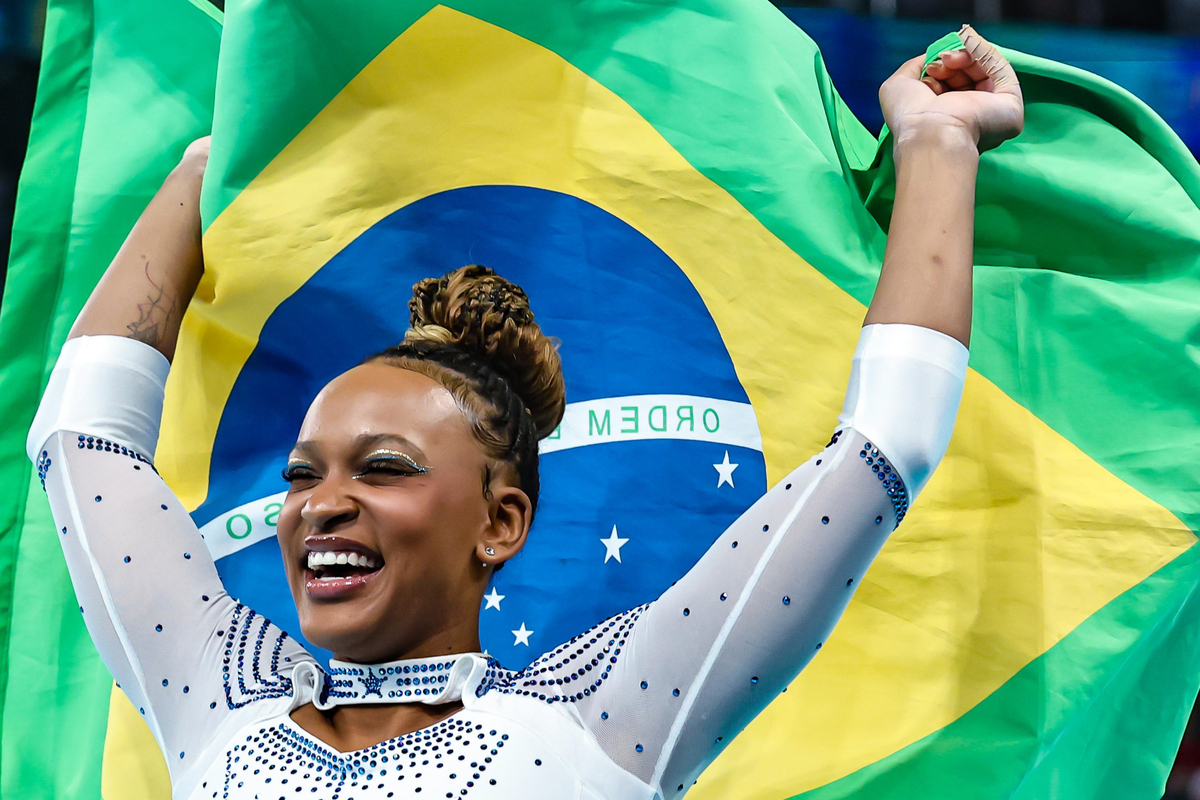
[483,587,505,610]
[714,450,739,488]
[601,525,629,564]
[512,622,534,646]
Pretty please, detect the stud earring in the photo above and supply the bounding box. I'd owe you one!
[485,547,496,556]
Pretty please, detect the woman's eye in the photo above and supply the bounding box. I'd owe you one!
[362,459,421,476]
[281,465,314,483]
[279,457,427,485]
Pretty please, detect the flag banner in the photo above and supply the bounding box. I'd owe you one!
[0,1,219,798]
[3,2,1198,799]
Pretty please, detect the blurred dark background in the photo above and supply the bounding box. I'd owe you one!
[1,0,1198,795]
[0,0,41,306]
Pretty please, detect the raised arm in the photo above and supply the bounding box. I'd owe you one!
[499,28,1024,799]
[862,23,1024,348]
[66,136,209,361]
[26,138,314,797]
[840,25,1022,500]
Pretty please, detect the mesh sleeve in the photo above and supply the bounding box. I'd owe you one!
[588,426,904,795]
[27,336,314,795]
[506,324,967,797]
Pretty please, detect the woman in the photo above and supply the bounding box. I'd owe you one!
[25,25,1022,800]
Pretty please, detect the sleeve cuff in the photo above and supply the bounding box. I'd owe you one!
[849,323,969,379]
[836,323,969,499]
[26,335,171,463]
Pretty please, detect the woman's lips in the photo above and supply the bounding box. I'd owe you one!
[304,565,383,599]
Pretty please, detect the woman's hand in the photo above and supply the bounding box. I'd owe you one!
[879,24,1024,154]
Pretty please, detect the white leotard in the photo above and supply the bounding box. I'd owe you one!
[26,323,967,800]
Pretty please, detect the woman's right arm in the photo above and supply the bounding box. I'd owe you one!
[26,141,314,796]
[66,136,209,361]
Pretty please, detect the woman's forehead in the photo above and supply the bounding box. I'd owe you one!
[297,363,465,451]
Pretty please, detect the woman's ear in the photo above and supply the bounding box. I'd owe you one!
[478,484,532,567]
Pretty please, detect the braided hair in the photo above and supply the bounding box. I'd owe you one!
[360,266,566,568]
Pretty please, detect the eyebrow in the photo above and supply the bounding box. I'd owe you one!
[288,433,428,462]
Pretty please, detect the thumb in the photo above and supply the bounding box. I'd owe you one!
[880,54,938,105]
[891,53,929,83]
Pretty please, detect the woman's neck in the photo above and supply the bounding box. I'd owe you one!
[331,617,483,664]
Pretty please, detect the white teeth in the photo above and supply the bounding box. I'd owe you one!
[306,550,379,570]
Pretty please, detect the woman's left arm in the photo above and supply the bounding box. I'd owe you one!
[863,23,1024,347]
[842,24,1023,501]
[527,27,1024,798]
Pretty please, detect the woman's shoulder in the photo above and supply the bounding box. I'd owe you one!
[220,601,318,709]
[475,601,652,705]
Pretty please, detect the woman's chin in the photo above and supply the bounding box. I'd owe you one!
[295,565,389,648]
[299,609,387,660]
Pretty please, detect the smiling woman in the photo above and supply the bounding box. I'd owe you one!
[23,24,1017,800]
[275,274,566,666]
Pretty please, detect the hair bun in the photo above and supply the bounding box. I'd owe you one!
[404,265,565,440]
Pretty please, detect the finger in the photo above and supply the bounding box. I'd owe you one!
[931,48,988,83]
[945,70,975,90]
[937,49,974,71]
[920,75,948,95]
[961,58,991,83]
[924,59,953,79]
[926,60,975,89]
[959,24,1020,95]
[927,58,983,91]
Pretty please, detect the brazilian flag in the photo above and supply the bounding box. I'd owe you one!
[3,1,1198,799]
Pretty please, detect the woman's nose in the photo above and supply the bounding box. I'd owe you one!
[299,475,359,531]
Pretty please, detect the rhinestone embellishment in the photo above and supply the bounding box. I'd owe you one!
[75,434,157,473]
[858,440,909,527]
[475,603,649,704]
[325,659,460,702]
[222,604,293,709]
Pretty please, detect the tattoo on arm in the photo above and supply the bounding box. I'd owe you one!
[125,262,176,349]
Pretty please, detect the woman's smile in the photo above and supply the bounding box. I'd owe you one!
[302,533,386,600]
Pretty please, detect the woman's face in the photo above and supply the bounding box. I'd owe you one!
[275,362,519,663]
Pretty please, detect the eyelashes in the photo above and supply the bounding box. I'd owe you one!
[281,452,431,484]
[362,451,432,473]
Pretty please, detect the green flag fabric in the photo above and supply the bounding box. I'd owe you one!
[2,2,1197,800]
[0,1,219,797]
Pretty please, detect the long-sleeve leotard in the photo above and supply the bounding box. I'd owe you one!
[26,324,967,798]
[26,336,316,795]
